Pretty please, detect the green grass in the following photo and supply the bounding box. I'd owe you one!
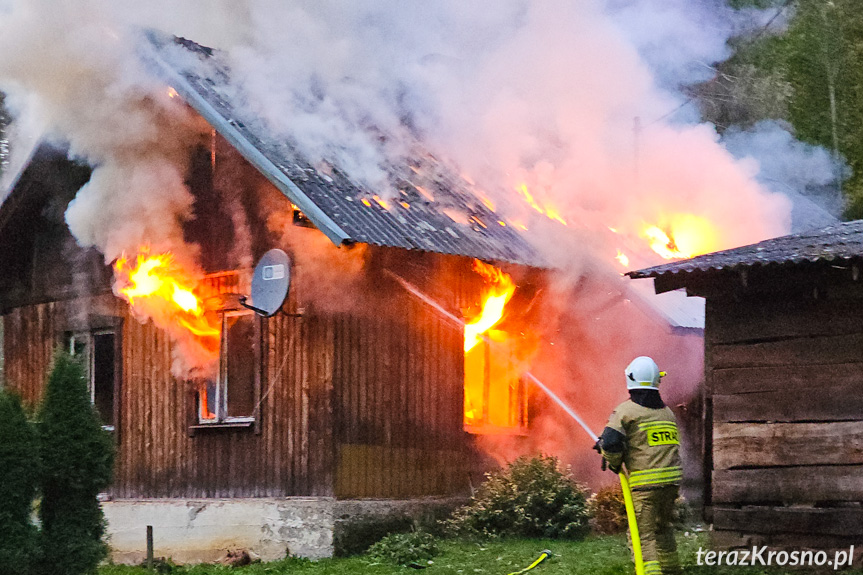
[98,533,863,575]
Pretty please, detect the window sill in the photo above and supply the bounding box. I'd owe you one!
[190,419,255,431]
[464,423,529,436]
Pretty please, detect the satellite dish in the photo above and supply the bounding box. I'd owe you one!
[241,249,291,317]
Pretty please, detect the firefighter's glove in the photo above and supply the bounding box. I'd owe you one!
[593,440,608,471]
[598,427,626,474]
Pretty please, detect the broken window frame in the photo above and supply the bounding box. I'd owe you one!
[195,309,260,427]
[66,328,119,432]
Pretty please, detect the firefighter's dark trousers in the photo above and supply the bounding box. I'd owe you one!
[629,485,680,575]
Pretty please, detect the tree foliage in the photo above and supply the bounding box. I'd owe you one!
[0,389,39,575]
[781,0,863,216]
[38,351,114,575]
[697,0,863,216]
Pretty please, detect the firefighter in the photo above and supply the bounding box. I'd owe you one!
[598,356,682,575]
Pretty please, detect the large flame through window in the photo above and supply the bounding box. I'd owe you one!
[463,260,526,433]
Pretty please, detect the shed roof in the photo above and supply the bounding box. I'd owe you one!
[143,33,541,267]
[627,219,863,281]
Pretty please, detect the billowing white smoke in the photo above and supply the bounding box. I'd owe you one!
[723,120,844,230]
[217,1,793,273]
[0,0,797,271]
[607,0,780,93]
[0,0,209,269]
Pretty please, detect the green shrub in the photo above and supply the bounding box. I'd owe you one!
[366,531,439,566]
[38,351,115,575]
[0,389,39,575]
[445,454,591,540]
[588,483,627,535]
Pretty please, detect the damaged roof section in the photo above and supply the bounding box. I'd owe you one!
[628,219,863,288]
[144,33,541,267]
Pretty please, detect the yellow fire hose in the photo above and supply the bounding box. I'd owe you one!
[506,549,552,575]
[619,472,645,575]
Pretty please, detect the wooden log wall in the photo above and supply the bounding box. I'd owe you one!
[705,288,863,546]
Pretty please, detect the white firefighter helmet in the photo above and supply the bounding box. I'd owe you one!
[625,356,664,390]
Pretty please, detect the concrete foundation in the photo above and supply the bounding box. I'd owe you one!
[104,496,466,564]
[104,498,335,564]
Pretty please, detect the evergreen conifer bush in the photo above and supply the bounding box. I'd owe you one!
[0,389,39,575]
[38,351,115,575]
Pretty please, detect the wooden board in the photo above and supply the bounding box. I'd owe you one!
[714,506,863,537]
[711,333,863,370]
[714,422,863,469]
[710,363,863,395]
[713,384,863,423]
[713,466,863,504]
[707,297,863,345]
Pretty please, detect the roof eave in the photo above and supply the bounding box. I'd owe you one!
[144,43,352,248]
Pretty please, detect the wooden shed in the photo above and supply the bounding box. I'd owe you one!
[628,220,863,552]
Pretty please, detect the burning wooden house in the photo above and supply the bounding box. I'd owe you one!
[0,35,550,562]
[629,220,863,553]
[0,34,706,562]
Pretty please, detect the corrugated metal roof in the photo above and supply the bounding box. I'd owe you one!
[144,33,541,267]
[628,219,863,279]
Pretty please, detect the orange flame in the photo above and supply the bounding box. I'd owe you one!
[463,260,526,431]
[615,250,630,267]
[643,214,719,260]
[114,250,220,341]
[517,184,567,225]
[373,195,390,209]
[464,260,516,352]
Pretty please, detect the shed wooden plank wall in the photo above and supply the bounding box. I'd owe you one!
[706,290,863,546]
